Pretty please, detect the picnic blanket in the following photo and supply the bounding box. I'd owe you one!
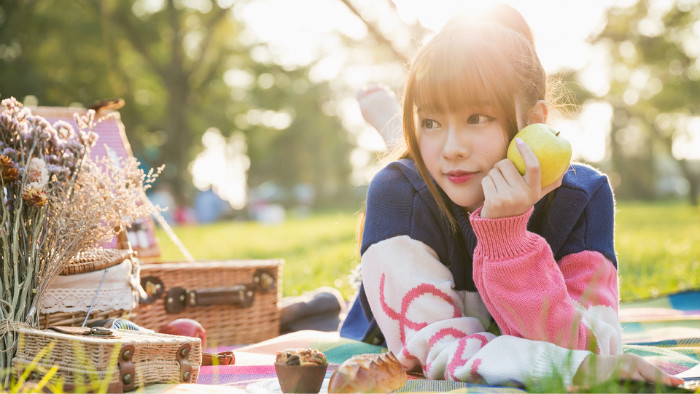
[144,290,700,393]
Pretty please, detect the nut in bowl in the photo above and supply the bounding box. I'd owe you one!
[274,348,328,393]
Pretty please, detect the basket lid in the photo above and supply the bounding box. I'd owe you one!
[60,248,135,276]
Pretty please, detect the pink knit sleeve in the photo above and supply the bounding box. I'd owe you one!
[361,235,592,386]
[470,207,622,355]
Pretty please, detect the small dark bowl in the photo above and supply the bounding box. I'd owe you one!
[274,362,327,393]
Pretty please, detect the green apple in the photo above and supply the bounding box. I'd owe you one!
[507,123,572,188]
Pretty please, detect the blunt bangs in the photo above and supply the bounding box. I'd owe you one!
[409,22,526,135]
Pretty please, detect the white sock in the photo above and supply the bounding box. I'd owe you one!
[356,85,403,151]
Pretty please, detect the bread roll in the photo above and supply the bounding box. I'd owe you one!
[328,352,406,393]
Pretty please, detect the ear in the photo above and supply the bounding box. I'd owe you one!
[527,100,548,124]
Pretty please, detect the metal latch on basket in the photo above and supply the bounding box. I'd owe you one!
[155,269,276,314]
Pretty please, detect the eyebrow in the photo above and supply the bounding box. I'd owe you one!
[416,101,494,113]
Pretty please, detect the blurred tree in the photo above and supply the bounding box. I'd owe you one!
[338,0,426,64]
[585,0,700,204]
[235,60,353,207]
[0,0,354,206]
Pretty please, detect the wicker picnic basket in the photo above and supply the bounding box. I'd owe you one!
[132,259,283,347]
[33,105,284,347]
[39,242,141,329]
[12,326,201,392]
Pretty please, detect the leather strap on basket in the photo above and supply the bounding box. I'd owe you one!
[176,343,193,383]
[119,344,136,391]
[159,269,276,314]
[164,284,255,314]
[139,275,165,304]
[201,351,235,366]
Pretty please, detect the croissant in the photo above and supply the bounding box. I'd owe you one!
[328,352,406,393]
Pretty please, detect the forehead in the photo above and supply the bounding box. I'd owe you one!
[409,21,522,116]
[412,60,512,117]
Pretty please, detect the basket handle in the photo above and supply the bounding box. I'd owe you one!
[156,269,276,313]
[164,285,256,314]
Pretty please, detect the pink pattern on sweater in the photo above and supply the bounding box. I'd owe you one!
[445,334,489,380]
[470,207,619,352]
[379,273,461,344]
[429,327,467,347]
[469,358,483,382]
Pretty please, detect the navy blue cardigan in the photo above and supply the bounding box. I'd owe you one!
[340,159,617,345]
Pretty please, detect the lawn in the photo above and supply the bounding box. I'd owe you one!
[156,199,700,302]
[614,199,700,300]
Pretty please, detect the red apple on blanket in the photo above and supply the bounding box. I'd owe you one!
[159,318,207,349]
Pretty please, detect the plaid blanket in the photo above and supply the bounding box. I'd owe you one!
[619,290,700,378]
[145,290,700,393]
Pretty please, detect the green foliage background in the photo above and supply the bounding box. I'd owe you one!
[0,0,356,207]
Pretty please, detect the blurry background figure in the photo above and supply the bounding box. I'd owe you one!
[194,187,227,224]
[255,204,286,225]
[249,182,287,225]
[148,182,176,225]
[174,195,197,225]
[356,84,403,151]
[291,183,315,218]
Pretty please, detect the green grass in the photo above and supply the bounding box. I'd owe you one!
[615,199,700,301]
[155,210,363,299]
[155,200,700,302]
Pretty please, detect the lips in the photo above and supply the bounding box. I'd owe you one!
[445,170,476,184]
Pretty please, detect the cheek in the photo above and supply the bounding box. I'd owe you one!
[487,132,509,160]
[418,137,441,167]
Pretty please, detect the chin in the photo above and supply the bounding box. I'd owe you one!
[444,191,482,211]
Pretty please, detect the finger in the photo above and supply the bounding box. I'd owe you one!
[481,175,497,198]
[632,358,677,386]
[514,137,541,189]
[480,176,497,218]
[670,376,685,387]
[488,166,512,194]
[494,159,524,188]
[641,366,680,387]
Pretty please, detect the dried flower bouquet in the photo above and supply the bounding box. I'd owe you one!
[0,97,161,385]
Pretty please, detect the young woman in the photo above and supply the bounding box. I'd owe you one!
[340,5,683,388]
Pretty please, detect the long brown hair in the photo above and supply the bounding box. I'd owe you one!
[399,8,549,231]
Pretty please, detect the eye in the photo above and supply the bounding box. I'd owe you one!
[421,118,441,130]
[466,114,493,125]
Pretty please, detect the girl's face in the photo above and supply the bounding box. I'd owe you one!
[418,104,510,213]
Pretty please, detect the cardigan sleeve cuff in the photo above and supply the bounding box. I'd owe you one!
[469,207,538,259]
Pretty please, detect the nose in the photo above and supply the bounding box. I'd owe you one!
[442,126,468,160]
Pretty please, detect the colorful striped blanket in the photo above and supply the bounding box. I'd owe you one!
[145,290,700,393]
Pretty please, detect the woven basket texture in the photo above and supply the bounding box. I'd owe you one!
[12,327,201,387]
[39,309,130,330]
[40,247,137,329]
[60,248,135,276]
[132,259,282,347]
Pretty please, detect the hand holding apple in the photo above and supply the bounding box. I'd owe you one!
[479,124,570,219]
[506,123,572,188]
